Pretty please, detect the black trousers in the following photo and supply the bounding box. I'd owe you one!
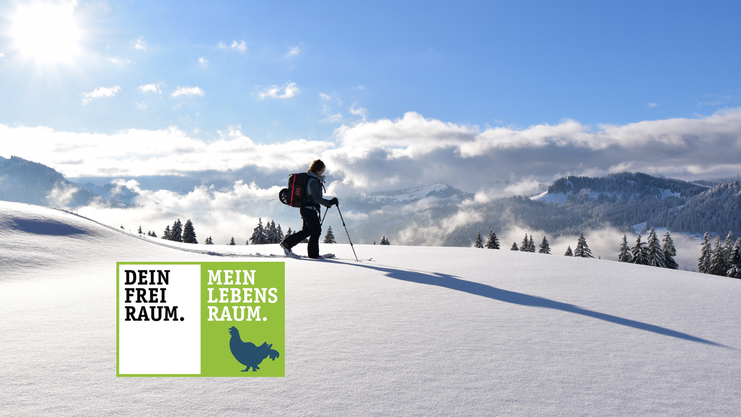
[282,206,322,258]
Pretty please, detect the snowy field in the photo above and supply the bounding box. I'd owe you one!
[2,200,741,416]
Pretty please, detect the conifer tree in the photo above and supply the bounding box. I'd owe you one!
[229,237,236,245]
[520,234,529,252]
[511,242,519,251]
[474,232,484,248]
[250,218,267,245]
[662,231,678,270]
[182,219,198,244]
[205,236,213,245]
[698,232,713,274]
[709,237,727,276]
[380,236,390,245]
[276,224,284,242]
[573,232,594,258]
[138,225,143,234]
[564,246,573,256]
[724,232,735,267]
[631,234,649,265]
[162,225,171,240]
[646,227,665,268]
[170,219,183,242]
[727,238,741,278]
[618,235,632,263]
[538,236,551,254]
[485,230,500,249]
[324,226,337,244]
[528,235,535,253]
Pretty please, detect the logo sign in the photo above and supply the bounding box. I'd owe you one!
[116,262,285,377]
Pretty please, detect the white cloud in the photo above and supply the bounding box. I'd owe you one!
[107,57,131,64]
[320,105,342,123]
[0,52,5,58]
[349,105,367,121]
[133,36,148,51]
[648,103,658,108]
[0,125,332,179]
[285,46,300,58]
[258,82,299,100]
[135,101,147,110]
[319,93,331,100]
[138,83,162,94]
[228,40,246,51]
[218,42,227,49]
[172,86,205,97]
[4,108,741,205]
[199,57,208,66]
[81,85,121,105]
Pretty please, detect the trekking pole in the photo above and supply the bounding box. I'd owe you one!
[336,204,359,261]
[320,206,329,227]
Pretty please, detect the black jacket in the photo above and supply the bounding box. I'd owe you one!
[304,172,333,210]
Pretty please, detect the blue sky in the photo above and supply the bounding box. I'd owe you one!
[2,0,740,141]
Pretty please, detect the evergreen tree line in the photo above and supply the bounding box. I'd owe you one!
[160,219,198,244]
[617,227,677,269]
[473,230,599,258]
[697,232,741,279]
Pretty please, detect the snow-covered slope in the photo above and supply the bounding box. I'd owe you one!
[2,201,741,416]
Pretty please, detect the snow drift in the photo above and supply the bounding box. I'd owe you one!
[1,201,740,416]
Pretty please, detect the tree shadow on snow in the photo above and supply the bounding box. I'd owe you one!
[335,260,730,348]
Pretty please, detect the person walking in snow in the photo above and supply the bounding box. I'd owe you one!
[280,159,338,259]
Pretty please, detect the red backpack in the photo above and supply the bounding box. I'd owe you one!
[279,173,310,207]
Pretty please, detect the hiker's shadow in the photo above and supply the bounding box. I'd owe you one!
[336,260,729,348]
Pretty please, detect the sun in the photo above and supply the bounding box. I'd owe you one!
[9,1,81,64]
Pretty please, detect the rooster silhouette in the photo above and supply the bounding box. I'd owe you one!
[228,326,280,372]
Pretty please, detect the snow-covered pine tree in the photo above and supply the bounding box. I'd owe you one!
[228,237,236,245]
[618,235,632,263]
[205,236,213,245]
[485,230,500,249]
[631,234,649,265]
[182,219,198,244]
[727,238,741,278]
[170,219,183,242]
[698,232,712,273]
[324,226,337,243]
[520,234,529,252]
[662,231,678,270]
[380,236,391,245]
[646,227,666,268]
[709,237,727,276]
[528,235,536,253]
[264,220,276,244]
[286,227,293,237]
[474,232,484,248]
[564,246,573,256]
[276,224,284,242]
[724,232,735,267]
[250,218,267,245]
[538,236,551,254]
[511,242,519,251]
[573,232,594,258]
[138,226,143,234]
[162,225,171,240]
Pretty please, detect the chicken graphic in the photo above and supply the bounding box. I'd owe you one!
[228,326,280,372]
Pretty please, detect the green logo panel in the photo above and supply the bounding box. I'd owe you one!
[116,261,284,377]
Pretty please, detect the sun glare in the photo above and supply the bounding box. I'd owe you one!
[10,2,81,64]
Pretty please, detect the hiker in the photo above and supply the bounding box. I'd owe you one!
[280,159,338,258]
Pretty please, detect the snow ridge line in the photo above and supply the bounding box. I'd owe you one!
[47,206,283,259]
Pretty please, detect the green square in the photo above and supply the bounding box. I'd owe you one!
[200,262,285,377]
